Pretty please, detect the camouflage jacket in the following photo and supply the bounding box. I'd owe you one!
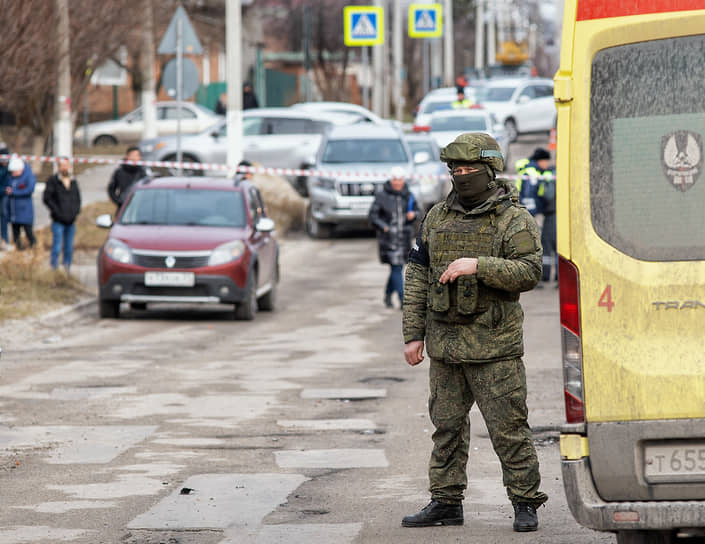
[402,181,542,363]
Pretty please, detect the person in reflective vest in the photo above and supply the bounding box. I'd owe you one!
[515,148,552,216]
[451,88,473,109]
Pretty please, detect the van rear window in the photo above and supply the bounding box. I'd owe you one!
[590,35,705,261]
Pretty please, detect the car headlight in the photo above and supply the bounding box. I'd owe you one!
[312,177,336,190]
[208,241,246,266]
[104,239,133,264]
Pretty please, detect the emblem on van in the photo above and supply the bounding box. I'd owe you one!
[661,130,702,192]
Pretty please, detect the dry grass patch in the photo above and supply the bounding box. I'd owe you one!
[0,247,89,321]
[37,200,114,252]
[251,173,306,233]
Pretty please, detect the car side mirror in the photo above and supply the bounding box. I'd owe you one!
[414,151,431,164]
[211,131,220,139]
[518,95,531,104]
[255,217,275,232]
[96,214,113,229]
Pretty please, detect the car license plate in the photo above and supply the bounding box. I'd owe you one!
[644,441,705,483]
[349,200,371,210]
[144,271,195,287]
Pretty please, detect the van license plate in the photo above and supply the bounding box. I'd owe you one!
[144,272,195,287]
[644,442,705,483]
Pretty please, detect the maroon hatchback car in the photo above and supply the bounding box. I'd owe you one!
[96,176,278,320]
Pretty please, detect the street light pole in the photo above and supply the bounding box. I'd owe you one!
[392,0,403,121]
[226,0,243,171]
[141,0,157,140]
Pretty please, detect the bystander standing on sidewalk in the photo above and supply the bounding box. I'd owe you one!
[43,157,82,271]
[0,144,11,250]
[6,157,37,250]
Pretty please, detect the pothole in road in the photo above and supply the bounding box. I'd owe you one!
[358,376,405,384]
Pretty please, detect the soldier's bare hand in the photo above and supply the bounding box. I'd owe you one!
[440,258,478,283]
[404,340,425,366]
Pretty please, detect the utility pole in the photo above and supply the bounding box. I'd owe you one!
[443,0,454,86]
[226,0,243,170]
[54,0,72,159]
[475,0,484,70]
[487,2,496,68]
[371,0,385,115]
[303,4,313,102]
[392,0,403,121]
[141,0,157,140]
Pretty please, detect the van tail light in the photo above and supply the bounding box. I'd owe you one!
[559,255,585,424]
[413,125,430,132]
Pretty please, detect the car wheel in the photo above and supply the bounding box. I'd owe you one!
[94,135,118,146]
[164,154,203,177]
[305,204,333,239]
[99,299,120,319]
[234,271,257,321]
[504,119,518,143]
[257,261,278,312]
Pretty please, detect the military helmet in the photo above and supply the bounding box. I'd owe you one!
[440,132,504,172]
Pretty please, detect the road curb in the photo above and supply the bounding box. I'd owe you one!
[37,296,97,323]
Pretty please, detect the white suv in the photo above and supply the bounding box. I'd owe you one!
[478,78,556,142]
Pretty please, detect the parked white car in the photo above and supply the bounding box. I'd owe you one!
[74,102,221,146]
[412,83,488,132]
[477,78,556,142]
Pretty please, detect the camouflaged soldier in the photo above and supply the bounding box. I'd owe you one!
[401,133,548,532]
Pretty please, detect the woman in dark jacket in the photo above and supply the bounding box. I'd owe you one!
[6,157,37,249]
[368,167,421,308]
[43,157,81,269]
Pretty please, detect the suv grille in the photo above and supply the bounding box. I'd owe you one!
[338,182,381,197]
[133,254,211,269]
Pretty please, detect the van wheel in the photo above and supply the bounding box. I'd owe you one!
[616,530,675,544]
[234,272,257,321]
[305,204,333,239]
[99,299,120,319]
[504,118,518,142]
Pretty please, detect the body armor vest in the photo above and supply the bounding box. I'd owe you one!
[426,201,518,323]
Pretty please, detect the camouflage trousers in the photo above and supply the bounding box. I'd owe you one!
[428,357,548,506]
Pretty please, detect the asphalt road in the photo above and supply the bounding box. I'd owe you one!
[0,136,620,544]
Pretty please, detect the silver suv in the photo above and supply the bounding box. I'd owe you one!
[306,124,421,238]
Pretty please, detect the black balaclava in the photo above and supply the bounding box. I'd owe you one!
[451,161,497,208]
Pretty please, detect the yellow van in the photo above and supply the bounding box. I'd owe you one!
[555,1,705,542]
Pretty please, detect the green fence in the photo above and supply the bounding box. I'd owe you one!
[196,69,299,111]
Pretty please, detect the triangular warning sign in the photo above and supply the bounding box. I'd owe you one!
[158,6,203,55]
[352,14,377,37]
[416,10,436,30]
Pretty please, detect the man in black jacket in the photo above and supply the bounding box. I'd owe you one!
[107,146,147,212]
[43,157,81,270]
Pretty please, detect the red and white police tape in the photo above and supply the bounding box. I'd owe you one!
[0,153,555,182]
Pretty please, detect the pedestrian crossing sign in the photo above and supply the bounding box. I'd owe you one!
[344,6,384,46]
[408,3,443,38]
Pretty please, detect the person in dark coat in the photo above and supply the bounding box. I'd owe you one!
[368,167,421,308]
[43,157,82,270]
[108,146,147,212]
[215,92,227,115]
[243,82,259,110]
[5,157,36,250]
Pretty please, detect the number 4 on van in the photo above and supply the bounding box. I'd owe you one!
[598,285,614,312]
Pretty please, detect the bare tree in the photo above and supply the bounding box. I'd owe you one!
[0,0,143,154]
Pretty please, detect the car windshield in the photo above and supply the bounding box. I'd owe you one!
[483,87,516,102]
[120,189,247,228]
[321,139,409,163]
[422,101,454,114]
[431,115,488,132]
[408,140,435,155]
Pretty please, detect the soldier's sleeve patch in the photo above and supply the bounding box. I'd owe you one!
[509,230,537,255]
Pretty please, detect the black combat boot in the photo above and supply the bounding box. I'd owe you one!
[401,500,463,527]
[513,502,539,532]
